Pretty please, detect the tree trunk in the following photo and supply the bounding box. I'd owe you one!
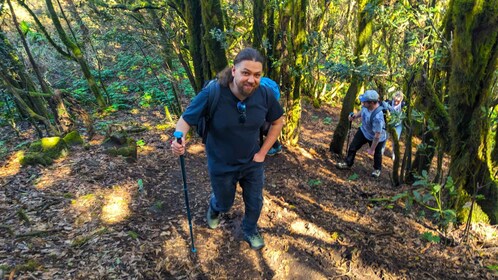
[265,1,276,77]
[8,0,75,134]
[0,30,57,137]
[329,0,378,155]
[253,0,264,52]
[200,0,227,77]
[281,0,307,146]
[446,0,498,223]
[184,0,206,91]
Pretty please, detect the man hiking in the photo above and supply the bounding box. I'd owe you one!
[335,89,387,178]
[171,47,284,250]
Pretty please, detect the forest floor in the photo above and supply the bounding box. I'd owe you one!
[0,101,497,280]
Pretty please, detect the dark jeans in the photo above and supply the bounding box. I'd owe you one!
[209,161,265,235]
[345,129,385,170]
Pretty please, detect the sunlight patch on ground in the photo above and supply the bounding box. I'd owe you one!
[292,146,315,159]
[0,151,23,178]
[263,249,328,279]
[72,193,97,212]
[88,134,106,146]
[334,208,361,223]
[473,223,498,243]
[187,143,206,155]
[138,145,156,155]
[289,220,334,244]
[34,164,71,190]
[101,186,131,224]
[294,192,318,205]
[71,193,99,226]
[159,133,170,143]
[160,223,200,275]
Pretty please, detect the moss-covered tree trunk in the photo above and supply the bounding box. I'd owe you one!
[279,0,307,146]
[329,0,378,155]
[0,29,50,121]
[446,0,498,223]
[253,0,264,53]
[8,0,75,134]
[406,70,451,182]
[200,0,228,76]
[184,0,205,91]
[265,1,276,77]
[45,0,106,109]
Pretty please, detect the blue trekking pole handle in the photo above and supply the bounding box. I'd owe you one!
[173,131,196,253]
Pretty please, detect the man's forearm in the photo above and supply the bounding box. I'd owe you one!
[174,116,191,139]
[259,117,284,154]
[370,132,381,151]
[370,137,380,151]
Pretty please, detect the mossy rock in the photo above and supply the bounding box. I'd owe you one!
[456,188,490,224]
[63,131,84,146]
[20,137,68,166]
[457,203,490,224]
[106,137,137,162]
[21,153,53,166]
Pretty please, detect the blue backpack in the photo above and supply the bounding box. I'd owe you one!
[196,78,280,144]
[260,77,280,101]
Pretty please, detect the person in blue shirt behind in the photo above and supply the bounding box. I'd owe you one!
[382,91,406,159]
[385,91,405,140]
[171,47,284,250]
[336,90,387,178]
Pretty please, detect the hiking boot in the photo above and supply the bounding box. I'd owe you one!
[267,145,282,156]
[335,161,351,170]
[206,206,220,229]
[243,232,265,250]
[371,169,381,178]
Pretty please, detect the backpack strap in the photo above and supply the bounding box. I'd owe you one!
[205,80,221,120]
[370,104,384,129]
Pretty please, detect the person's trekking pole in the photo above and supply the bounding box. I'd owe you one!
[345,112,354,154]
[173,131,196,253]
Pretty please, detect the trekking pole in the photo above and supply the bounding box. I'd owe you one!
[173,131,197,253]
[345,112,354,154]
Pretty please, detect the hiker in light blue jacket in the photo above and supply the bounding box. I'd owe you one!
[336,90,387,178]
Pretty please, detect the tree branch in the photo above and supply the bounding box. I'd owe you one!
[16,0,74,60]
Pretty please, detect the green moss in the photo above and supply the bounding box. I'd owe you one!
[15,259,41,272]
[456,188,490,224]
[63,131,84,146]
[0,264,11,272]
[20,137,68,166]
[106,137,137,161]
[41,137,63,150]
[20,153,53,166]
[28,141,42,152]
[458,204,490,224]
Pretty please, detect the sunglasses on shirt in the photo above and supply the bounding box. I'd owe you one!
[237,101,246,124]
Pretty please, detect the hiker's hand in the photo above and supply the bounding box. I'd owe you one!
[348,112,356,122]
[366,148,375,155]
[171,138,186,156]
[253,151,265,163]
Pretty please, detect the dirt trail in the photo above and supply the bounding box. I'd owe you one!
[0,103,495,279]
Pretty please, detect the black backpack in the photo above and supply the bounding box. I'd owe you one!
[196,80,221,144]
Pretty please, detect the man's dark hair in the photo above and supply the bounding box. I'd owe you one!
[218,47,264,87]
[233,47,264,65]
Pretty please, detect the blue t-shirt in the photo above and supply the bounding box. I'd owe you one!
[360,107,387,142]
[182,84,284,169]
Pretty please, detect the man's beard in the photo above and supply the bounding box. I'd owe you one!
[236,81,257,98]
